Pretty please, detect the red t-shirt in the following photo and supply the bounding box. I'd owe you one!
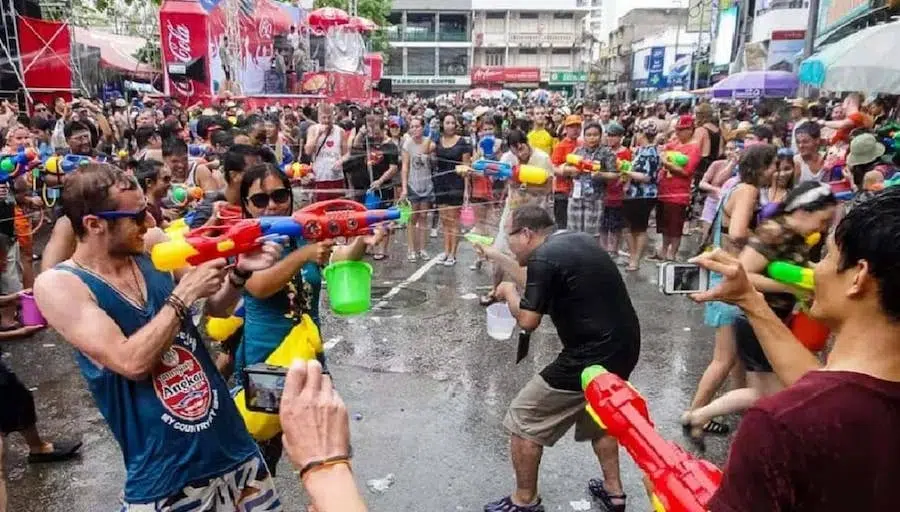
[710,370,900,512]
[551,137,580,195]
[832,111,873,144]
[658,141,700,205]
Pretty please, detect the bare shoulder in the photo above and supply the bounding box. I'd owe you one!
[34,267,92,311]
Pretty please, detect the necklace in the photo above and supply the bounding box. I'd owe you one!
[72,256,146,309]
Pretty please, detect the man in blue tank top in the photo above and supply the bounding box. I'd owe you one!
[34,164,285,511]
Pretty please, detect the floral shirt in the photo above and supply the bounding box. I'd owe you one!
[571,145,616,200]
[626,145,660,199]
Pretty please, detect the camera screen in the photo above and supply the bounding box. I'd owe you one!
[672,266,701,292]
[246,372,286,411]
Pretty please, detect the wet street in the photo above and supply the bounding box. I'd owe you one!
[4,229,734,512]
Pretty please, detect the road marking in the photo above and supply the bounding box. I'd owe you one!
[371,254,443,310]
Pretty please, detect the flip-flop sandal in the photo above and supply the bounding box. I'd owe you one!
[681,423,707,452]
[702,419,730,435]
[28,440,83,463]
[0,322,22,332]
[625,265,639,272]
[483,496,545,512]
[588,478,627,512]
[372,253,387,261]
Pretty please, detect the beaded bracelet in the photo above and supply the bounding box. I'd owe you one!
[299,455,352,481]
[165,294,188,321]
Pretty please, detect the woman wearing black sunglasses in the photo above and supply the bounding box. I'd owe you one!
[236,163,382,472]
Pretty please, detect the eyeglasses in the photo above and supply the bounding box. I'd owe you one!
[248,188,291,208]
[94,207,149,224]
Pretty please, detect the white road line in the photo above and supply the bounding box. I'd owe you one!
[371,254,443,310]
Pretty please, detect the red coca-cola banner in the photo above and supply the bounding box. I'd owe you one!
[471,66,540,85]
[159,0,212,104]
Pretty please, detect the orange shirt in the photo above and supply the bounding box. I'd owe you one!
[551,137,580,195]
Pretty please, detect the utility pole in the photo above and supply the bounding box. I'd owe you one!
[803,0,820,58]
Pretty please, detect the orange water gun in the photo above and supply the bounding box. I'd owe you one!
[582,366,722,512]
[283,162,312,180]
[565,153,603,173]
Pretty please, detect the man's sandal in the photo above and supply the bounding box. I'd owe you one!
[483,496,545,512]
[588,478,627,512]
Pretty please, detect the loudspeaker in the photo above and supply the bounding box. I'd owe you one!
[375,78,392,95]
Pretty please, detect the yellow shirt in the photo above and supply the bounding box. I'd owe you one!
[527,128,555,155]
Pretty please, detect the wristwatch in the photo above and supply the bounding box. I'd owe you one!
[229,268,253,287]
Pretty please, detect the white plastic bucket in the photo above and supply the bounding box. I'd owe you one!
[486,302,517,340]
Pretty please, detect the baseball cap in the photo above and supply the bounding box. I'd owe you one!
[388,115,402,127]
[675,114,695,130]
[564,115,583,127]
[606,121,625,136]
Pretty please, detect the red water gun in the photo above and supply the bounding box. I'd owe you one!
[565,153,603,173]
[582,366,722,512]
[151,199,400,270]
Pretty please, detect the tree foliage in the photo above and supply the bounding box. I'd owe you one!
[313,0,392,54]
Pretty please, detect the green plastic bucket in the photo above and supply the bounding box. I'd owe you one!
[324,260,374,315]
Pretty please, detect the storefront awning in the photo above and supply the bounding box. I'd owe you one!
[72,27,158,78]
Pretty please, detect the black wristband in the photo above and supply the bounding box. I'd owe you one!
[298,454,352,480]
[232,268,253,280]
[165,294,188,321]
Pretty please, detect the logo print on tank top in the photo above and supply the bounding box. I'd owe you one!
[153,346,212,422]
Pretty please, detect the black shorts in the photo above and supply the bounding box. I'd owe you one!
[735,308,791,372]
[623,198,656,232]
[435,189,465,207]
[0,359,36,435]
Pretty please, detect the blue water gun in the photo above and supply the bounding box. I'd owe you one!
[0,147,38,182]
[479,135,496,159]
[188,144,210,158]
[44,154,93,175]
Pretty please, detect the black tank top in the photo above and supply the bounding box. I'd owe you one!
[707,126,722,159]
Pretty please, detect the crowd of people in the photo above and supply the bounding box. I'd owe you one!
[0,87,897,511]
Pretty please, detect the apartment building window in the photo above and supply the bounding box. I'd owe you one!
[518,12,538,32]
[406,13,435,42]
[386,12,402,41]
[386,48,403,75]
[550,48,571,68]
[439,48,468,75]
[551,12,573,32]
[517,48,539,67]
[484,49,505,66]
[439,14,468,42]
[407,48,435,75]
[485,11,505,33]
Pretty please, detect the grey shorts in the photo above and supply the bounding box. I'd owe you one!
[502,375,605,447]
[1,241,22,293]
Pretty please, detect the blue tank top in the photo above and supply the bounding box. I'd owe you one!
[239,241,321,386]
[59,256,258,503]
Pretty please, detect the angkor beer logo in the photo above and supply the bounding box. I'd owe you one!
[166,21,195,97]
[153,346,211,422]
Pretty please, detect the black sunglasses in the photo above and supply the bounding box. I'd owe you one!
[94,207,149,224]
[248,188,291,208]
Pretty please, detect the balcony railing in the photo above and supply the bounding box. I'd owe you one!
[438,64,468,75]
[404,30,436,42]
[407,65,437,76]
[438,30,469,42]
[386,29,403,42]
[509,32,579,46]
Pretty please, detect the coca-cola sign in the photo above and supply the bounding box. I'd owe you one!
[167,21,192,63]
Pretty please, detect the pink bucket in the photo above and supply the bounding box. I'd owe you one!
[460,205,476,228]
[19,292,46,327]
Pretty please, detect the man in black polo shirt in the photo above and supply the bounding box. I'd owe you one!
[480,205,641,512]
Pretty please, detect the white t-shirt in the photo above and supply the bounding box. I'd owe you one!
[287,32,301,50]
[311,124,345,182]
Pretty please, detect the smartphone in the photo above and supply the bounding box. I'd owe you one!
[243,363,288,414]
[243,360,330,414]
[659,262,709,295]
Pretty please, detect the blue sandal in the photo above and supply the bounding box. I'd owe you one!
[484,496,545,512]
[588,478,627,512]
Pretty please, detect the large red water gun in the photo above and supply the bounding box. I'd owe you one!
[151,199,401,271]
[582,366,722,512]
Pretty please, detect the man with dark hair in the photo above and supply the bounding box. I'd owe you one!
[794,122,826,183]
[187,144,261,229]
[692,188,900,511]
[64,119,94,156]
[162,137,219,191]
[479,204,641,512]
[35,164,282,510]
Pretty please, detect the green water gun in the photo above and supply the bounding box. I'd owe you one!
[767,261,814,291]
[464,233,495,246]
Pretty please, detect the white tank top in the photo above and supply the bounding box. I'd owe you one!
[797,156,824,183]
[311,124,345,182]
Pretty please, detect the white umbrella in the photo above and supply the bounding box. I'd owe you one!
[500,89,517,101]
[799,20,900,93]
[658,91,695,101]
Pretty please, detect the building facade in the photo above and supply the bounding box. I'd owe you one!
[470,0,589,94]
[384,0,474,93]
